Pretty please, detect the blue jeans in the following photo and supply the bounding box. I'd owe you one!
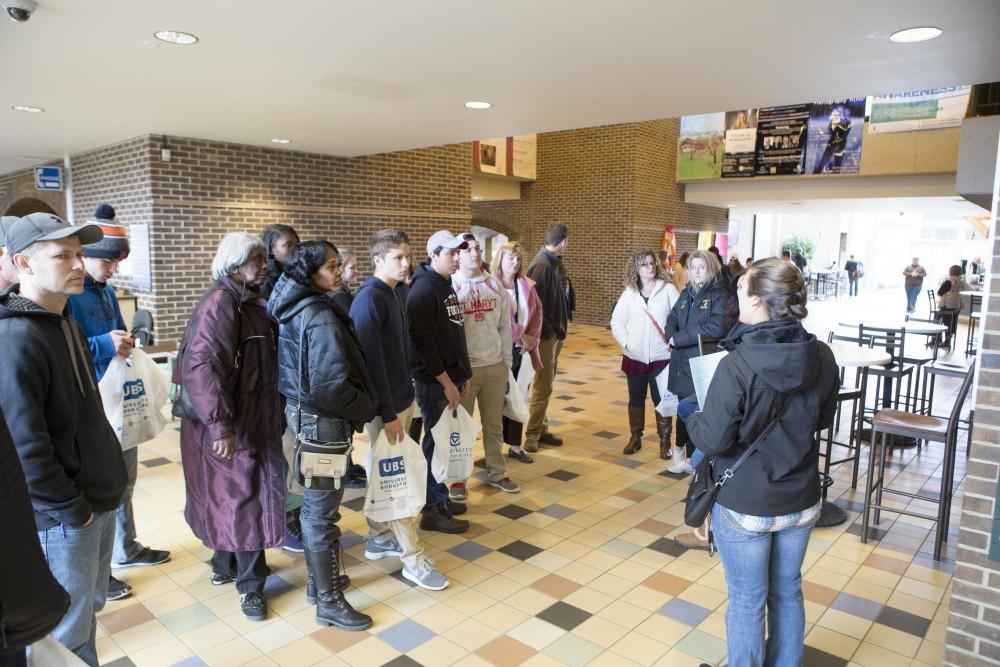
[38,511,116,667]
[848,275,858,296]
[712,504,814,667]
[112,447,144,563]
[905,284,921,311]
[414,379,460,510]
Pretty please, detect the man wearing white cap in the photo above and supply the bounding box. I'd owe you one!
[407,230,472,534]
[0,213,128,666]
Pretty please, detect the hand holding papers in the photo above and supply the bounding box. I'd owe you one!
[690,350,728,408]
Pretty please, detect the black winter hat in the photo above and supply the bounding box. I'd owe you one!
[84,203,130,259]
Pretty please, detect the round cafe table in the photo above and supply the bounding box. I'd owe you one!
[816,342,891,527]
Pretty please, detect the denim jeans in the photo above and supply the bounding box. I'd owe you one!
[38,511,115,667]
[210,550,268,594]
[848,275,858,296]
[284,406,350,552]
[112,447,144,564]
[414,379,460,510]
[905,284,921,311]
[678,398,704,467]
[712,503,814,667]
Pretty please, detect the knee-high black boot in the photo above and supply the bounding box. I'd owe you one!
[305,546,371,631]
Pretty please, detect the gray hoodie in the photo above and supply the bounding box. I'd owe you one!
[452,271,513,368]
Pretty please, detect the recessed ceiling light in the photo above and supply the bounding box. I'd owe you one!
[11,105,44,113]
[154,30,199,45]
[270,138,291,144]
[465,101,492,110]
[889,27,942,43]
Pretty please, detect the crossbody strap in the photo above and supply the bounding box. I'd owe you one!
[642,308,669,345]
[713,393,790,488]
[296,310,308,429]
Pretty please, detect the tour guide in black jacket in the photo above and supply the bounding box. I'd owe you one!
[407,230,473,533]
[686,318,839,516]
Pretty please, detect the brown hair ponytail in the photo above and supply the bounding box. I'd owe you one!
[746,257,809,320]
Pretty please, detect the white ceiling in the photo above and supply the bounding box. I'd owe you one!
[1,0,999,175]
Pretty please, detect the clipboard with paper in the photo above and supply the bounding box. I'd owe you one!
[689,350,728,407]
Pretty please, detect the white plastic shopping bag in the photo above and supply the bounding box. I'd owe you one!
[654,365,679,417]
[429,405,480,484]
[503,369,530,423]
[516,358,536,397]
[98,350,170,450]
[363,431,427,522]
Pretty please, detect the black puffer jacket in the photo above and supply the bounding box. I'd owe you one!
[0,410,69,654]
[266,274,377,431]
[686,319,840,516]
[664,279,735,398]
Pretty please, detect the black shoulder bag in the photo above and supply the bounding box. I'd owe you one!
[684,395,790,529]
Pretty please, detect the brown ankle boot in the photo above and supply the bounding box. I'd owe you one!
[656,413,673,459]
[623,406,644,454]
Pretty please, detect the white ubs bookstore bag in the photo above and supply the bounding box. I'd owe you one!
[363,431,427,522]
[430,405,480,484]
[98,350,170,450]
[502,368,530,423]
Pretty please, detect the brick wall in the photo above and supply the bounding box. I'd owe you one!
[945,204,1000,665]
[473,119,729,327]
[0,166,67,218]
[64,135,471,343]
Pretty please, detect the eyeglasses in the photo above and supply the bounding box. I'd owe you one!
[640,262,657,268]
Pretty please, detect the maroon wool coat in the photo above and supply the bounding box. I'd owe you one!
[178,277,284,552]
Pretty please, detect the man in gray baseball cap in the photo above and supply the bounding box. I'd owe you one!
[0,211,127,665]
[0,216,20,292]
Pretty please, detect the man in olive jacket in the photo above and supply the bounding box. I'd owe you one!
[524,223,571,451]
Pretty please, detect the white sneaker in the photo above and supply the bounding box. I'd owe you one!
[668,460,694,474]
[402,559,449,591]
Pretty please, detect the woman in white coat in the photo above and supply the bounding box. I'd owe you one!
[611,249,680,458]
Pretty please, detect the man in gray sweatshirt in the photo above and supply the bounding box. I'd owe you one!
[451,233,519,496]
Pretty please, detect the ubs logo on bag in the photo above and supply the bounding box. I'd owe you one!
[450,432,461,447]
[379,456,406,477]
[123,379,146,399]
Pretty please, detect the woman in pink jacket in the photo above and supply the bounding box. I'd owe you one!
[492,241,543,463]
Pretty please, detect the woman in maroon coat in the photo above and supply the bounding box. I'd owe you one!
[177,232,284,621]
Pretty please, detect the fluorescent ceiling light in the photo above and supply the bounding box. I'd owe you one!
[270,138,291,144]
[889,27,942,43]
[154,30,199,45]
[11,105,44,113]
[465,101,492,109]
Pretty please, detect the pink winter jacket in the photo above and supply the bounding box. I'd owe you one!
[508,275,544,370]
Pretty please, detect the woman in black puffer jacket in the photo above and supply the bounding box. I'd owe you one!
[685,258,839,666]
[664,249,735,473]
[266,240,377,633]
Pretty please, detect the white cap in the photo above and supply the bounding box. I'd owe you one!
[426,230,468,256]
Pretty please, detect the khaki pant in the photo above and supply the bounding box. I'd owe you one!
[364,403,425,571]
[460,361,509,482]
[525,336,564,450]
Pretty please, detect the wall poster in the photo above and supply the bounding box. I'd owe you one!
[754,104,811,176]
[804,98,866,175]
[677,113,726,181]
[721,109,758,178]
[868,86,971,134]
[472,138,507,176]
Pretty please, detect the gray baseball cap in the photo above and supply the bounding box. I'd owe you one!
[6,213,103,257]
[0,216,18,247]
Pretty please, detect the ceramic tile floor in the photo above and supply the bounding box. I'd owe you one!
[96,292,972,667]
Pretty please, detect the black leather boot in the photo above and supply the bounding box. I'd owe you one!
[656,413,673,460]
[305,570,352,605]
[305,547,371,631]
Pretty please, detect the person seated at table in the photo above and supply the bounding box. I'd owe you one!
[936,265,973,349]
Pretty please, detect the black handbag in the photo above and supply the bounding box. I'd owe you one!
[683,396,789,529]
[171,288,242,421]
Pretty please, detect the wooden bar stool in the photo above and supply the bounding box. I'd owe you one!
[861,364,975,560]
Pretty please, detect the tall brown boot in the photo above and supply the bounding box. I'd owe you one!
[623,406,644,455]
[656,413,673,460]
